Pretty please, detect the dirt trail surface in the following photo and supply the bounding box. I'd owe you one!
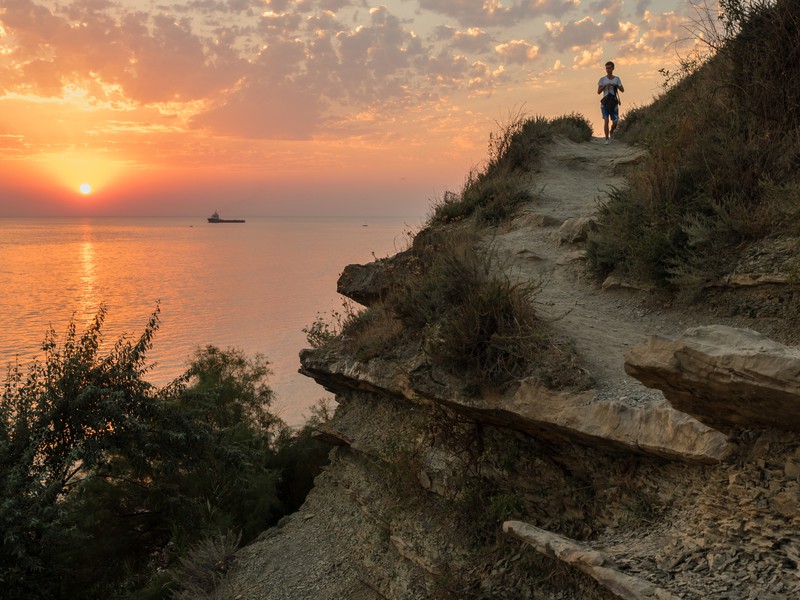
[490,136,691,403]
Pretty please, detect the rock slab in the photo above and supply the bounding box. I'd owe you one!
[625,325,800,432]
[509,380,732,464]
[503,521,681,600]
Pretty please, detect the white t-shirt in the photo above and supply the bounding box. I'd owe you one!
[598,76,622,99]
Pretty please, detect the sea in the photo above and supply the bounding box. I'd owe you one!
[0,216,418,425]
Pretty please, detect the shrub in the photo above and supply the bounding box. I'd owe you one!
[484,113,550,179]
[0,308,330,599]
[430,172,533,227]
[391,231,590,393]
[170,531,241,600]
[589,0,800,288]
[548,113,594,142]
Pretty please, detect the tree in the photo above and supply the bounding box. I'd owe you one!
[0,308,299,599]
[1,306,169,597]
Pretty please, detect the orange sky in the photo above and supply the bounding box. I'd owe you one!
[0,0,711,217]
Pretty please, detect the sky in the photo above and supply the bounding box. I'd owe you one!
[0,0,708,217]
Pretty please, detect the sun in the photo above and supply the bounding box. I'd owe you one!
[79,183,92,195]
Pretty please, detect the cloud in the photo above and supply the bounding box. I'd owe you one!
[495,40,539,65]
[418,0,580,27]
[615,10,696,62]
[571,46,604,69]
[465,60,506,95]
[0,0,244,102]
[545,17,605,52]
[0,0,698,146]
[452,27,494,54]
[190,76,323,139]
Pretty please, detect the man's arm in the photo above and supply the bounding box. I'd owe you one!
[617,78,624,93]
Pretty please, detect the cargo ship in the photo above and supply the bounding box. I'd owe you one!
[207,211,245,223]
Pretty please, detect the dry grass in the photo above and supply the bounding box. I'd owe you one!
[590,0,800,290]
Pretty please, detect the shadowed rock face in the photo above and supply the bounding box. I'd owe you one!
[337,262,390,306]
[625,325,800,432]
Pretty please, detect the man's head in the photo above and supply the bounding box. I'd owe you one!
[605,61,615,72]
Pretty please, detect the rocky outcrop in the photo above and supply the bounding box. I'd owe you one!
[301,348,732,464]
[222,139,800,600]
[337,260,394,306]
[625,325,800,432]
[507,381,731,463]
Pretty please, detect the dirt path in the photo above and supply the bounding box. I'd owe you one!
[489,136,690,403]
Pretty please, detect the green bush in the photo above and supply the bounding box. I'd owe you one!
[0,308,330,599]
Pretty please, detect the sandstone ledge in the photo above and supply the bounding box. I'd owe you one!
[507,380,731,464]
[625,325,800,432]
[300,348,732,464]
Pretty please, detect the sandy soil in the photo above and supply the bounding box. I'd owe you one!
[488,136,700,404]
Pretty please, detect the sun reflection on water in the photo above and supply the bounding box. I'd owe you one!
[77,225,100,327]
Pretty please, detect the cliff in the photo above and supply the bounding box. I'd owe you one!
[218,137,800,600]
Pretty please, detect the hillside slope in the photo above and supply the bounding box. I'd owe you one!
[216,137,800,600]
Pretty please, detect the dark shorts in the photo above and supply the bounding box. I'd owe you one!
[601,105,619,121]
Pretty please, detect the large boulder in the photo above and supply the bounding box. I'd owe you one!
[625,325,800,432]
[337,248,410,306]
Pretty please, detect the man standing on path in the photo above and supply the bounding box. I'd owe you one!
[598,61,624,144]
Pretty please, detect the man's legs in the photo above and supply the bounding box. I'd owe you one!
[603,115,610,140]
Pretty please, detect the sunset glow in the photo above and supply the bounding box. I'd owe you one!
[79,183,92,195]
[0,1,707,217]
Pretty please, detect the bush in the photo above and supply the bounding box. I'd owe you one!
[0,308,330,599]
[548,113,594,142]
[170,531,241,600]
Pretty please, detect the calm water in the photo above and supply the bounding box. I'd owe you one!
[0,216,416,425]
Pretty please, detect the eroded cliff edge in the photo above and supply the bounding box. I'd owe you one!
[219,138,800,600]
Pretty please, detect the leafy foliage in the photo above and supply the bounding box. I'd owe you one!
[0,308,330,599]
